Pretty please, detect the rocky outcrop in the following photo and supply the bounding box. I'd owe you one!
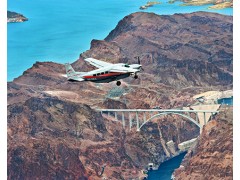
[8,96,108,175]
[140,1,161,10]
[8,12,232,179]
[78,12,233,89]
[173,106,233,179]
[7,11,28,23]
[181,0,233,9]
[8,92,200,179]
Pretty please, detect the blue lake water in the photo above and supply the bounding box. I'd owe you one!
[7,0,232,81]
[217,96,233,105]
[147,152,187,180]
[7,1,232,179]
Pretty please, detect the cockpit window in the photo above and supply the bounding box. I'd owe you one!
[124,64,130,68]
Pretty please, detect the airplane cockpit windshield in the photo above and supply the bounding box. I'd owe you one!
[124,64,130,68]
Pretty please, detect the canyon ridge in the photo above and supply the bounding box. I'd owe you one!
[8,11,232,179]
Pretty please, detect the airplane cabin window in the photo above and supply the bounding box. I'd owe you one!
[105,71,108,74]
[97,73,100,76]
[101,72,104,75]
[93,74,96,76]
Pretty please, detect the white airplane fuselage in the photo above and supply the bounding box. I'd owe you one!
[68,64,139,83]
[65,58,142,86]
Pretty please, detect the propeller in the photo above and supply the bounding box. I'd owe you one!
[136,56,144,71]
[137,56,140,65]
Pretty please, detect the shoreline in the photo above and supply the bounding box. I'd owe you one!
[7,10,232,179]
[7,11,28,23]
[180,0,233,10]
[147,151,188,179]
[7,1,232,81]
[140,1,161,10]
[139,0,233,10]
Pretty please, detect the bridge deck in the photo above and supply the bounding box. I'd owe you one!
[96,109,218,113]
[96,108,219,131]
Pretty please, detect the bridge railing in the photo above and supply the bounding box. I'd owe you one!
[96,109,219,113]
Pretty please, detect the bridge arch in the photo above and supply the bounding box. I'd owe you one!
[137,112,201,131]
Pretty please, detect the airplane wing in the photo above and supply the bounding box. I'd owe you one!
[109,67,139,73]
[84,58,113,68]
[109,69,128,73]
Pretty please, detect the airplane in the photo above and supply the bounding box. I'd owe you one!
[65,57,143,86]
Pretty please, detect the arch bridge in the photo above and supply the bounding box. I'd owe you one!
[96,109,219,132]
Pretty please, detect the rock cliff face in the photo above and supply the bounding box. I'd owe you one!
[8,12,232,179]
[78,12,232,89]
[181,0,233,9]
[7,11,28,23]
[8,90,200,179]
[173,106,233,179]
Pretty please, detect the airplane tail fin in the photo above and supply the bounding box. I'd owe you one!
[65,63,76,77]
[64,63,85,82]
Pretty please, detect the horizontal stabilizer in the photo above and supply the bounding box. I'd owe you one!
[65,63,85,82]
[67,76,85,82]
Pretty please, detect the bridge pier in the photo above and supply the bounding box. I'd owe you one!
[195,112,199,123]
[122,112,125,127]
[136,112,139,131]
[129,112,132,130]
[203,112,206,125]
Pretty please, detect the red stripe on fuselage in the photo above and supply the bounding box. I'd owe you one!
[83,72,125,79]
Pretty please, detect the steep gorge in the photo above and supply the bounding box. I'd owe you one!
[173,106,233,179]
[8,11,232,179]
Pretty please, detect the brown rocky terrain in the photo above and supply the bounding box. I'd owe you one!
[7,11,28,23]
[76,12,232,89]
[181,0,233,9]
[7,88,200,179]
[173,106,233,179]
[8,12,232,179]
